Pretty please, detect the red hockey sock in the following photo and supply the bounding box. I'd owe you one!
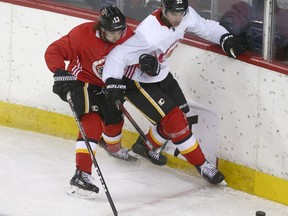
[181,141,205,166]
[146,128,163,148]
[76,153,93,174]
[102,120,123,152]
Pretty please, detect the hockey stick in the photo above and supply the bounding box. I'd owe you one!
[115,100,167,154]
[67,92,118,216]
[154,135,170,154]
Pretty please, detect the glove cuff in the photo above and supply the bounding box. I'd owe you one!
[220,33,234,52]
[53,69,76,82]
[106,78,126,90]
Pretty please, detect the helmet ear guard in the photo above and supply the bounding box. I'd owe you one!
[99,5,126,32]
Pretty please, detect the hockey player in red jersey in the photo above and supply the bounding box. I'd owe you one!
[45,5,137,198]
[102,0,246,184]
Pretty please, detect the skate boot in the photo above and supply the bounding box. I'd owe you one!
[195,161,225,184]
[132,136,167,166]
[67,169,99,199]
[99,137,137,162]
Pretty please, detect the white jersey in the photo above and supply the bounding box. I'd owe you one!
[102,7,229,83]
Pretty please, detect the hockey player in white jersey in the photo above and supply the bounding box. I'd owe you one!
[103,0,246,184]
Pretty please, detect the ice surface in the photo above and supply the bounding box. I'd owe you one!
[0,126,287,216]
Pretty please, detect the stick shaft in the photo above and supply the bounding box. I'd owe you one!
[67,92,118,216]
[116,100,157,152]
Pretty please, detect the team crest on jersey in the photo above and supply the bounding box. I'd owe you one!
[92,59,105,78]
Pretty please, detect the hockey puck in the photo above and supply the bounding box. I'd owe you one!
[256,211,266,216]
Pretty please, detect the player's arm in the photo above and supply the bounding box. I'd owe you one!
[103,33,153,110]
[187,7,246,58]
[44,35,75,72]
[45,24,81,73]
[44,28,80,101]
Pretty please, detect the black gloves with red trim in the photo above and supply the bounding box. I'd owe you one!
[220,33,247,58]
[52,69,76,102]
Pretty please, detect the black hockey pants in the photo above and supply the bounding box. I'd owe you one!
[123,72,189,125]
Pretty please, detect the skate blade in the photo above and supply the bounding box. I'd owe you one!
[67,185,98,199]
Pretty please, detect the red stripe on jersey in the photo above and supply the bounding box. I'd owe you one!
[124,65,137,79]
[71,57,82,77]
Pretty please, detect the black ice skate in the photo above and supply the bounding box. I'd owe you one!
[99,137,138,162]
[67,169,99,199]
[132,136,167,166]
[195,161,225,184]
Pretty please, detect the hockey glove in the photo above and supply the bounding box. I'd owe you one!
[105,78,126,110]
[139,54,160,77]
[220,33,246,58]
[53,69,76,102]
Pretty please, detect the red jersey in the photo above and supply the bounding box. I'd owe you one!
[45,22,134,86]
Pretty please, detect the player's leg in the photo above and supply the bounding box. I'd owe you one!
[127,75,225,184]
[125,78,178,165]
[99,99,137,162]
[158,74,225,184]
[67,83,102,198]
[68,112,102,198]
